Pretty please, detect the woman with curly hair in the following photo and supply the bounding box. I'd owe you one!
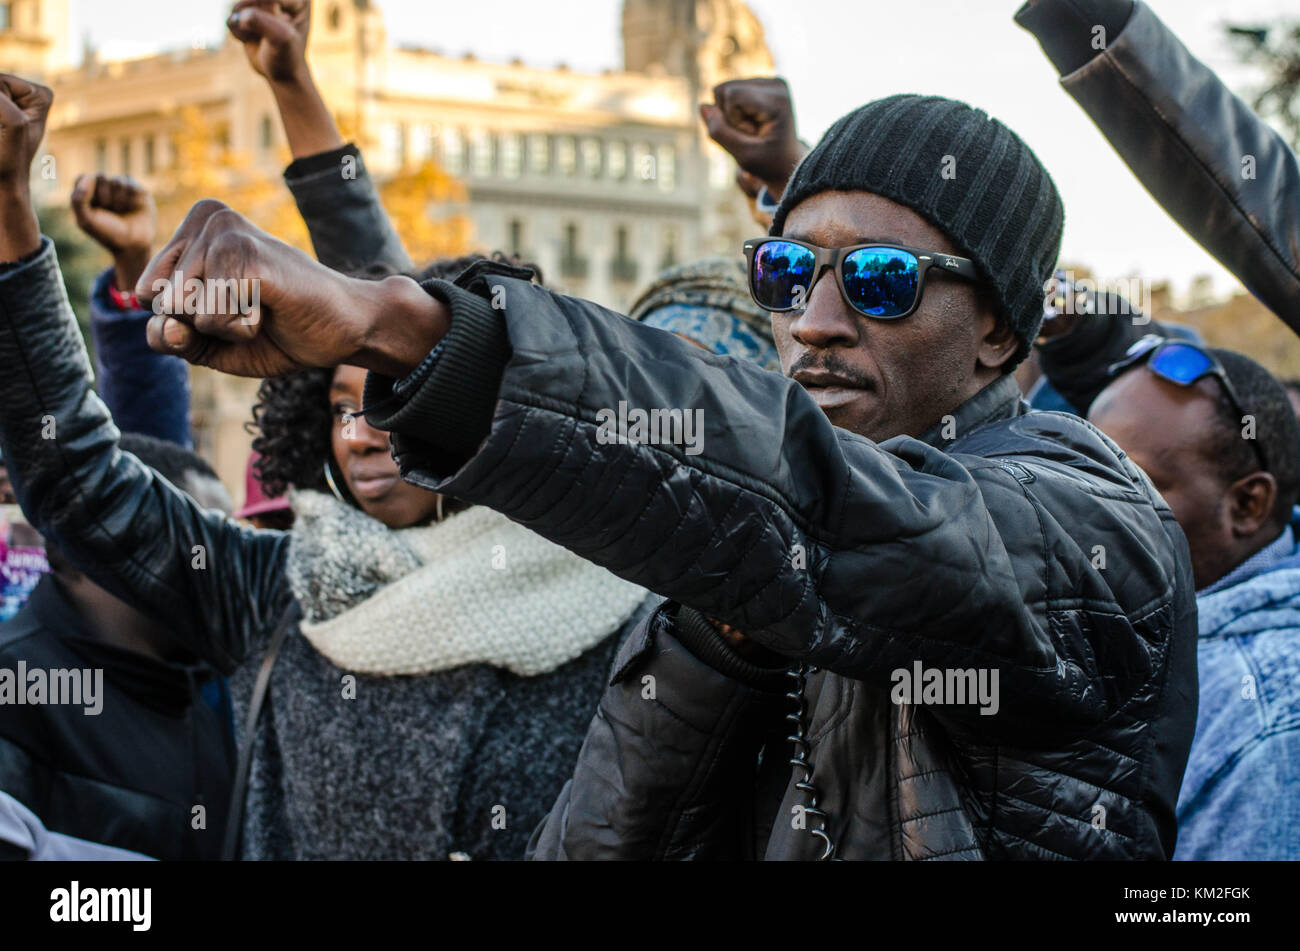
[201,246,651,861]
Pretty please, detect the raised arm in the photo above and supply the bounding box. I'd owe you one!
[228,0,413,275]
[1034,286,1167,415]
[139,206,1184,729]
[1017,0,1300,331]
[0,77,289,672]
[71,173,193,447]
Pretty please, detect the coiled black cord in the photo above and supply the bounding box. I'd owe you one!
[785,663,836,860]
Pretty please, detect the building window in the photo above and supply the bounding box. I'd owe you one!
[144,135,156,175]
[508,218,524,257]
[581,138,602,178]
[0,5,10,31]
[632,143,652,184]
[412,123,436,163]
[557,136,577,177]
[120,139,131,176]
[611,225,638,283]
[380,122,407,168]
[328,4,343,30]
[499,133,522,179]
[442,128,465,173]
[94,138,107,174]
[607,141,627,181]
[528,134,550,174]
[656,145,676,191]
[470,129,494,177]
[662,227,679,270]
[710,152,733,188]
[260,114,275,152]
[561,222,587,279]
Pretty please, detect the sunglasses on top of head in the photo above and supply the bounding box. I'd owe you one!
[1109,333,1269,473]
[743,237,981,320]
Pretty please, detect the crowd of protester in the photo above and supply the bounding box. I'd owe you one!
[0,0,1297,861]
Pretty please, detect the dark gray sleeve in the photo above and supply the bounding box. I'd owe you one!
[1017,0,1300,331]
[283,143,414,276]
[1036,299,1165,415]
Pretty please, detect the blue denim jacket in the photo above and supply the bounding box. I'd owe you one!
[1175,507,1300,859]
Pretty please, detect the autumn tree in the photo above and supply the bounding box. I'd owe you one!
[155,104,309,253]
[1227,21,1300,148]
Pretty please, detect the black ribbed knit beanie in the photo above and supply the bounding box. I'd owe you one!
[771,94,1064,370]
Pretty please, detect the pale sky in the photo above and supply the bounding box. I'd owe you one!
[68,0,1299,299]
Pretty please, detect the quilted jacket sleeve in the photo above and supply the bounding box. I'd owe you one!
[1018,0,1300,330]
[0,239,291,672]
[366,273,1187,730]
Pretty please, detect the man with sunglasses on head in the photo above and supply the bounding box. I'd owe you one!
[0,74,1198,858]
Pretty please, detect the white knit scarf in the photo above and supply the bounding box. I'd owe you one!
[284,490,648,676]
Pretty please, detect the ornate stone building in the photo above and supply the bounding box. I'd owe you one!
[13,0,774,494]
[0,0,69,79]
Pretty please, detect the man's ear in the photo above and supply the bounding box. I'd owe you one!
[1227,470,1278,538]
[975,299,1018,373]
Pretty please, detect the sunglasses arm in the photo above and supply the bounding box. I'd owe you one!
[921,253,980,283]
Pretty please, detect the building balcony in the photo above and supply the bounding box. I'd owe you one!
[610,257,639,283]
[560,254,589,279]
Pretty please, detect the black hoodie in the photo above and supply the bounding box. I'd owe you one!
[0,575,234,859]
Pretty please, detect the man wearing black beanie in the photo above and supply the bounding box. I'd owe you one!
[1,70,1197,859]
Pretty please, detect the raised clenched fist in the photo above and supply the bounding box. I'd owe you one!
[72,174,156,254]
[0,74,52,191]
[699,77,807,200]
[139,200,448,380]
[228,0,312,84]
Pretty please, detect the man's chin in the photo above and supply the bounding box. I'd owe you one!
[815,391,881,438]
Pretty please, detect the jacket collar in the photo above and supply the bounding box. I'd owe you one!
[1196,506,1300,636]
[916,374,1027,450]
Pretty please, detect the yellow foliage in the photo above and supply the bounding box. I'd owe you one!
[378,160,474,266]
[152,106,473,271]
[155,105,311,254]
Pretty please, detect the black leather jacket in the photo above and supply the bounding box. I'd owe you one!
[1018,0,1300,330]
[0,151,630,861]
[362,265,1200,859]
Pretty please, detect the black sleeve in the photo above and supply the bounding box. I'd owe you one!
[1015,0,1134,75]
[1036,296,1164,415]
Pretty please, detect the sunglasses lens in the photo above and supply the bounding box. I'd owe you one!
[751,241,816,311]
[1149,344,1214,385]
[842,247,920,317]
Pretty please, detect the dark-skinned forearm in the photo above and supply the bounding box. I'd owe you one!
[352,275,451,379]
[268,70,344,160]
[111,247,152,293]
[0,190,41,264]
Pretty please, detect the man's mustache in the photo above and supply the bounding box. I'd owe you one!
[787,352,875,389]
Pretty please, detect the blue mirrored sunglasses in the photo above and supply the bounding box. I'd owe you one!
[743,238,979,320]
[1109,334,1268,473]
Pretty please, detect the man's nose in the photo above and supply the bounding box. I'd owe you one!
[789,271,859,349]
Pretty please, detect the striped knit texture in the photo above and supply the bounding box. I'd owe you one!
[772,94,1064,368]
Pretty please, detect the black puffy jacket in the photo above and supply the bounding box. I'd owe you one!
[361,264,1200,860]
